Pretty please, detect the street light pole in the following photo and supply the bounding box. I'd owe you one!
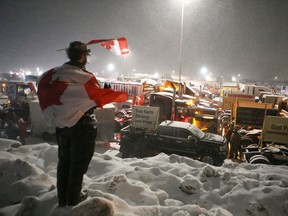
[178,0,184,82]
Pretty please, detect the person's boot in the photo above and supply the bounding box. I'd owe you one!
[80,190,88,202]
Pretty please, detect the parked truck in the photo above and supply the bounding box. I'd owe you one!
[243,116,288,165]
[149,91,219,133]
[119,120,228,166]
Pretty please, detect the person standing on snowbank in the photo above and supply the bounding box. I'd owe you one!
[229,129,242,160]
[18,118,27,145]
[36,41,128,207]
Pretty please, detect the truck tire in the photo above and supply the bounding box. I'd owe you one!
[201,155,214,165]
[249,155,271,164]
[201,154,216,165]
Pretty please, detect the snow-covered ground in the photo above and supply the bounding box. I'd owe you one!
[0,137,287,216]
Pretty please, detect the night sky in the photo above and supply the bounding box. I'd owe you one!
[0,0,288,81]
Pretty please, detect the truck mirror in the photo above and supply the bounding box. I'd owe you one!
[188,135,197,142]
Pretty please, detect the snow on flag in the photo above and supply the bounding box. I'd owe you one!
[37,65,128,128]
[86,37,129,55]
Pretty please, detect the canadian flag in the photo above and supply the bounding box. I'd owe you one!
[86,37,129,55]
[37,65,128,128]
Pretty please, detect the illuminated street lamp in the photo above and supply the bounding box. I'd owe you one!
[201,67,208,75]
[107,63,114,71]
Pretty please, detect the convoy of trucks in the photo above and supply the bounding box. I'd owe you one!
[1,79,287,166]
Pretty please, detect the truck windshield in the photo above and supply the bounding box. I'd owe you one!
[188,124,205,139]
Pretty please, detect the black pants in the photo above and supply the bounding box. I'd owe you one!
[56,117,97,206]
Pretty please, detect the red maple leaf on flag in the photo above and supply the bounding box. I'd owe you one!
[100,40,115,51]
[37,69,68,110]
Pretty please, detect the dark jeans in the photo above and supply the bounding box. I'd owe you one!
[56,117,97,206]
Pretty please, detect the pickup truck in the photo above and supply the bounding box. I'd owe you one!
[119,120,228,166]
